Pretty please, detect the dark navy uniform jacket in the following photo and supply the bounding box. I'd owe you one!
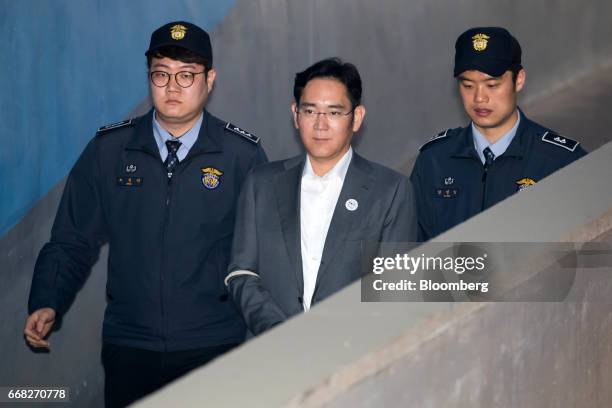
[28,109,267,351]
[410,110,586,241]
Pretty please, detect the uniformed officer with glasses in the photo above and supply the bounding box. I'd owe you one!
[25,21,267,407]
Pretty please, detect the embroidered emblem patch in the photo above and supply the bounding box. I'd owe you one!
[97,119,133,133]
[541,131,579,152]
[472,33,490,51]
[516,177,537,192]
[170,24,187,40]
[225,123,260,144]
[201,167,223,189]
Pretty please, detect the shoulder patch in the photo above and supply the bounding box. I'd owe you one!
[225,123,259,144]
[419,128,452,151]
[97,119,133,134]
[541,131,579,152]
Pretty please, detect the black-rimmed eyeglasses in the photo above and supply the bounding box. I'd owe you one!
[150,71,205,88]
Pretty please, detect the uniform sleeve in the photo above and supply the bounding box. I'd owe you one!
[409,157,433,242]
[226,171,287,336]
[380,176,418,243]
[28,138,109,316]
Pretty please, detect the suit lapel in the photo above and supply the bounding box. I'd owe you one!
[314,153,374,293]
[275,155,305,293]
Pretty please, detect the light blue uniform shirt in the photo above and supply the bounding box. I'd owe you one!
[152,111,203,162]
[472,111,521,164]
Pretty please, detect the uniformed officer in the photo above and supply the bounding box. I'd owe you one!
[410,26,587,241]
[23,21,267,407]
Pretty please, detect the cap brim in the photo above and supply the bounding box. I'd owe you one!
[454,58,512,78]
[145,42,198,56]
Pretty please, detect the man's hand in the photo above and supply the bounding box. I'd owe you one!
[24,308,56,349]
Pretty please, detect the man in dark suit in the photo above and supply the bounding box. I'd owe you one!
[225,58,417,335]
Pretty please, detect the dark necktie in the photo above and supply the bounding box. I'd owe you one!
[164,140,181,177]
[483,146,495,169]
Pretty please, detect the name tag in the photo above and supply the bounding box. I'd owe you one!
[436,188,458,198]
[117,177,143,187]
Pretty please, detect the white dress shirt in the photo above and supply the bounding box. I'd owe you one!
[300,147,353,310]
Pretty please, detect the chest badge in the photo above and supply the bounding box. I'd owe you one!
[437,177,458,198]
[345,198,359,211]
[201,167,223,190]
[516,177,537,191]
[125,164,137,173]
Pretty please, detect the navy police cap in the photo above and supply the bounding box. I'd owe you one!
[146,21,213,65]
[454,27,522,77]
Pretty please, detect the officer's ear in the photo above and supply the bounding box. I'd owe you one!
[205,68,217,93]
[514,69,526,93]
[291,102,299,130]
[351,105,366,133]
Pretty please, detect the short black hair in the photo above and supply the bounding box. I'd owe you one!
[293,57,362,109]
[146,45,211,72]
[510,66,522,84]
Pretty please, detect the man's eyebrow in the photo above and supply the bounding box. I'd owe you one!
[150,63,199,70]
[299,102,347,109]
[457,76,501,82]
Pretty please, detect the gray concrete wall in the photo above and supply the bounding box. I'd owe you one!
[311,300,612,407]
[136,140,612,408]
[0,181,107,407]
[208,0,612,167]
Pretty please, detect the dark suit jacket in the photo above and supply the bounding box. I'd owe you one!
[226,152,417,335]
